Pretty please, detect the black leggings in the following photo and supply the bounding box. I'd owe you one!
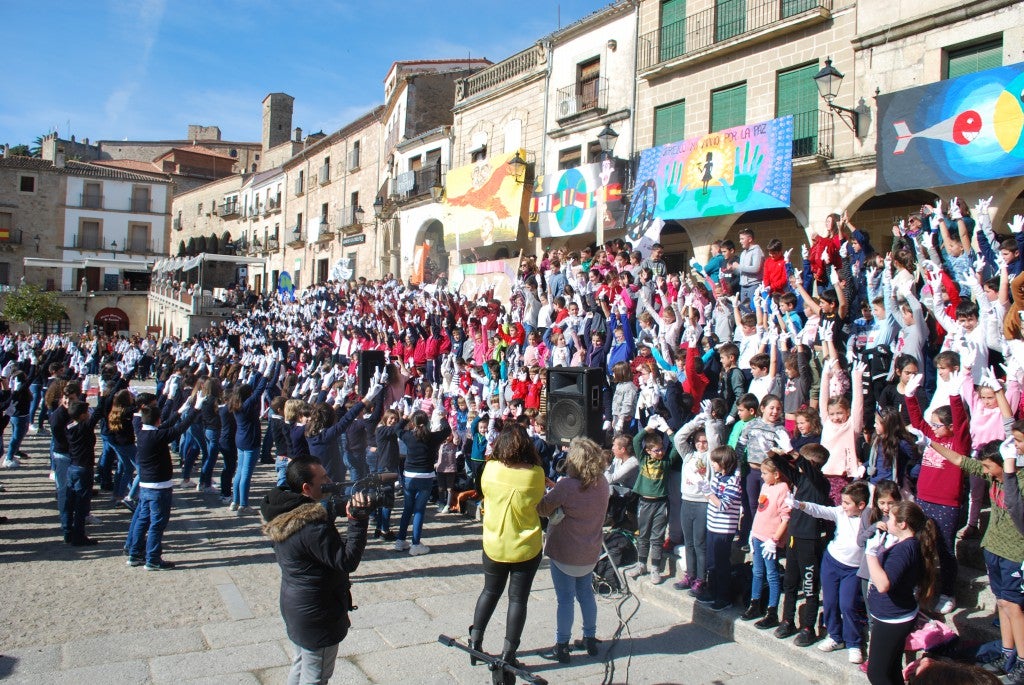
[782,536,824,629]
[472,551,542,650]
[867,617,915,684]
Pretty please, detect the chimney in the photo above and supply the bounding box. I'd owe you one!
[294,127,302,142]
[2,144,9,158]
[54,153,65,168]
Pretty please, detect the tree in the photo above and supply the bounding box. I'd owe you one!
[1,284,66,328]
[29,135,45,158]
[8,144,30,157]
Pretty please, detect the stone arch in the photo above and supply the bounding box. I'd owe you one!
[94,307,129,336]
[414,219,447,284]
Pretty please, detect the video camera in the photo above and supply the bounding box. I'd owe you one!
[321,473,397,518]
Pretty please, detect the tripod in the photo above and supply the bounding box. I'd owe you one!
[437,635,548,685]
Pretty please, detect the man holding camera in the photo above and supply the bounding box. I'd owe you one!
[261,456,369,685]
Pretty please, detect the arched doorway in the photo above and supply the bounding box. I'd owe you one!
[416,219,447,284]
[94,307,129,336]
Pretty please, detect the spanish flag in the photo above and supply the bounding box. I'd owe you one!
[0,228,9,240]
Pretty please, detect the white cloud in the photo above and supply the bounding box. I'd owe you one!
[103,0,167,125]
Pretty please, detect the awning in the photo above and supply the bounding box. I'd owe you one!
[152,253,266,273]
[23,257,155,273]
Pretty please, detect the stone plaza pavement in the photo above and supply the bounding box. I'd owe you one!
[0,429,819,685]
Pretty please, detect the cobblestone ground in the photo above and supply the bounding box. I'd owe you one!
[0,428,818,685]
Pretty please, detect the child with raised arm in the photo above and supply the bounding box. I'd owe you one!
[819,360,867,503]
[787,480,871,664]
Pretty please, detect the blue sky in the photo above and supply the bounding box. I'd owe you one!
[1,0,605,146]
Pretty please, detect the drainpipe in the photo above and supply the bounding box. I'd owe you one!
[537,38,553,258]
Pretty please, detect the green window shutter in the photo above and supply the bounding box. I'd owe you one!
[777,63,820,157]
[654,100,686,147]
[946,39,1003,79]
[715,0,746,42]
[781,0,818,18]
[659,0,687,62]
[711,83,747,132]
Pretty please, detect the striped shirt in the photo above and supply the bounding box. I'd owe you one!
[706,470,742,534]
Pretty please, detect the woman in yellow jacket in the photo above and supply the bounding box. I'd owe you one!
[468,423,547,672]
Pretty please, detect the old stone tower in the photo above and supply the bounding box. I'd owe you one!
[261,93,294,152]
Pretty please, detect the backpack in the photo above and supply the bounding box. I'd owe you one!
[593,529,638,596]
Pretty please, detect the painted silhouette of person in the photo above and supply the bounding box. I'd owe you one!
[697,152,714,196]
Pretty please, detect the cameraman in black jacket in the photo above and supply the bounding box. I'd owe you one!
[260,456,368,684]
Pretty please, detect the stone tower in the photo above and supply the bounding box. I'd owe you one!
[262,93,294,152]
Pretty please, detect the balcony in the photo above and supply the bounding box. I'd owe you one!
[0,229,23,251]
[265,236,280,253]
[130,197,152,213]
[263,196,280,216]
[287,228,305,247]
[392,165,446,202]
[555,77,608,121]
[172,217,181,231]
[294,177,304,196]
[639,0,832,76]
[460,44,543,100]
[218,201,240,218]
[79,193,103,209]
[319,165,331,185]
[791,110,834,160]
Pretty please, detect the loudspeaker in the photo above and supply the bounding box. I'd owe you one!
[356,350,386,395]
[546,367,605,445]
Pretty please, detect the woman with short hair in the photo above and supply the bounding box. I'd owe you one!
[537,437,610,664]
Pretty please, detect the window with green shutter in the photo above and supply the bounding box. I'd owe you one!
[659,0,687,62]
[781,0,818,18]
[711,83,747,132]
[776,63,820,157]
[715,0,745,42]
[945,39,1002,80]
[654,100,686,147]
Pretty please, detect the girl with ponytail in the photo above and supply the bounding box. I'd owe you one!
[864,500,938,684]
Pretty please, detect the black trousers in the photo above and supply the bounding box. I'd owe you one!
[867,617,915,685]
[472,551,542,650]
[781,536,825,629]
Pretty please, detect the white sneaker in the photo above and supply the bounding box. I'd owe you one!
[649,570,665,585]
[409,544,430,556]
[438,505,450,514]
[178,479,194,488]
[229,502,239,511]
[935,595,956,614]
[28,424,37,433]
[1,459,20,469]
[220,496,232,505]
[200,486,220,495]
[626,564,648,580]
[848,648,863,664]
[85,514,99,525]
[817,637,845,652]
[393,539,411,551]
[234,506,246,516]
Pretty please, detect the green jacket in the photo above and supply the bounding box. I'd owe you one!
[961,458,1024,564]
[632,429,680,499]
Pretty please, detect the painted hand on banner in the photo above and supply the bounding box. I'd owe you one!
[662,161,688,213]
[730,142,765,203]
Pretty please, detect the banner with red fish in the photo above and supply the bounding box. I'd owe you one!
[443,149,527,250]
[877,62,1024,193]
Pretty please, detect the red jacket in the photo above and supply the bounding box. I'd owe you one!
[682,345,709,402]
[762,254,788,294]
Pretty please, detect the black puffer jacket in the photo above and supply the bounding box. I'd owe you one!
[260,488,368,649]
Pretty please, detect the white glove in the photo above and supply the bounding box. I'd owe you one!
[865,531,887,557]
[696,479,712,496]
[903,373,923,397]
[822,248,831,265]
[194,391,207,408]
[948,198,963,221]
[979,367,1002,392]
[818,319,834,343]
[761,539,778,561]
[784,493,799,510]
[784,248,793,264]
[801,244,809,261]
[1009,215,1024,235]
[839,242,848,259]
[907,426,930,451]
[1000,436,1019,466]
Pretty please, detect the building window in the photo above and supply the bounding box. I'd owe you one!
[576,58,601,111]
[82,181,102,209]
[558,147,582,170]
[715,0,745,42]
[0,262,9,286]
[945,37,1002,79]
[781,0,819,18]
[347,251,358,280]
[777,62,821,157]
[711,82,747,132]
[654,99,686,147]
[229,149,238,158]
[78,219,102,250]
[659,0,687,62]
[349,192,359,224]
[129,223,150,252]
[130,185,151,213]
[348,141,360,170]
[19,176,35,193]
[587,141,604,164]
[0,212,13,242]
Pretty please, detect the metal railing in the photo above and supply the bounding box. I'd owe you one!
[392,165,446,201]
[287,228,304,246]
[219,201,240,217]
[130,197,151,213]
[639,0,832,70]
[791,109,834,159]
[0,229,24,245]
[555,77,608,120]
[461,45,542,99]
[80,193,103,209]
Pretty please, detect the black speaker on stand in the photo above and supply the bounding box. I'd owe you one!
[356,350,387,395]
[546,367,605,445]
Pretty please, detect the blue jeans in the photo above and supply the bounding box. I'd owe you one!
[200,428,220,488]
[180,424,208,481]
[28,383,42,425]
[233,449,258,506]
[821,550,864,648]
[751,537,782,607]
[398,476,433,545]
[128,487,172,564]
[97,434,115,488]
[53,453,71,532]
[5,414,28,462]
[275,456,289,487]
[344,447,368,484]
[549,562,598,644]
[111,442,138,500]
[66,464,93,541]
[220,446,237,498]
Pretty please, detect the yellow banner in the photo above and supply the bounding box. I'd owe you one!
[443,149,526,250]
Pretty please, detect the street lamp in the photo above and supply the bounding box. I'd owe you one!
[508,152,527,184]
[813,57,860,135]
[354,205,365,224]
[597,125,619,157]
[33,234,40,253]
[373,196,384,219]
[430,180,445,202]
[110,240,118,258]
